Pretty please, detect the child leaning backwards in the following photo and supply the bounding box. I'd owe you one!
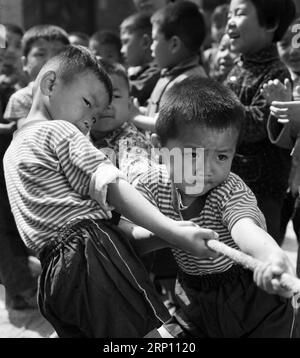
[127,77,298,337]
[3,45,218,338]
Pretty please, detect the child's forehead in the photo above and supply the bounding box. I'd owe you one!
[169,124,238,144]
[109,73,129,91]
[229,0,255,12]
[120,21,135,34]
[30,38,65,50]
[6,29,22,41]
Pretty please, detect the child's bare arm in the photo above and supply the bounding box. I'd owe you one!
[107,178,219,258]
[132,114,157,132]
[129,97,158,132]
[270,100,300,125]
[89,171,218,258]
[118,218,171,255]
[118,218,211,256]
[231,218,295,297]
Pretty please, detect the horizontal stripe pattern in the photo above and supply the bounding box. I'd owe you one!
[4,120,114,254]
[135,165,266,275]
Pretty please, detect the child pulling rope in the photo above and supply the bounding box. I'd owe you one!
[207,239,300,299]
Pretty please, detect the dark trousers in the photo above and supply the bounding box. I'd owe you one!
[175,266,299,338]
[38,219,170,338]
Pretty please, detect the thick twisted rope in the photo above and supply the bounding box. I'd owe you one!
[206,239,300,295]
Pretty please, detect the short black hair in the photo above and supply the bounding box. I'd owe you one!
[250,0,296,42]
[120,12,152,36]
[22,25,70,57]
[151,1,206,53]
[97,58,130,90]
[45,45,113,103]
[90,30,122,52]
[211,4,229,29]
[156,76,245,145]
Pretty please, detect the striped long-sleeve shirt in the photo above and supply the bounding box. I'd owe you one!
[135,165,266,276]
[4,119,121,254]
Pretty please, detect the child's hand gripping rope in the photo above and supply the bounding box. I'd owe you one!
[206,239,300,302]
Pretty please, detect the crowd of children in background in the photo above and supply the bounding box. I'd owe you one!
[1,0,300,338]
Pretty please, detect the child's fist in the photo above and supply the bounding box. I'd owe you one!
[253,252,295,298]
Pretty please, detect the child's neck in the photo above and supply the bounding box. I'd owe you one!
[91,127,121,140]
[176,189,208,221]
[27,95,53,123]
[243,41,274,58]
[165,52,197,71]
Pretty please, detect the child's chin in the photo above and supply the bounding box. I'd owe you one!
[184,187,206,196]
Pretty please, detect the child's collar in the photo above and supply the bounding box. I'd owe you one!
[161,55,200,77]
[12,118,48,138]
[175,187,189,211]
[242,44,278,64]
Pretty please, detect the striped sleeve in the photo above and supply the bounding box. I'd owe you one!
[221,176,267,232]
[134,166,161,208]
[54,126,113,197]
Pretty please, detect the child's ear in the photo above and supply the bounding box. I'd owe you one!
[266,22,278,36]
[141,34,151,50]
[151,133,162,149]
[40,70,56,96]
[21,56,27,72]
[169,35,181,54]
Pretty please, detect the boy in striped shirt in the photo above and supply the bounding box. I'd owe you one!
[130,77,298,337]
[3,45,220,338]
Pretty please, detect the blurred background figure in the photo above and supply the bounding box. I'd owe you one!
[89,30,122,63]
[68,31,90,47]
[132,0,171,15]
[203,4,229,76]
[211,33,239,82]
[0,24,28,111]
[120,12,160,105]
[0,25,40,311]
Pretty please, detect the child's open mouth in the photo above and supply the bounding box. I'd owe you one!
[228,32,240,40]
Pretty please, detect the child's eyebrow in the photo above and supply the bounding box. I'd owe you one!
[216,147,235,153]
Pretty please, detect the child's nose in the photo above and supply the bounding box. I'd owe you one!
[203,157,213,176]
[222,50,230,59]
[226,19,235,32]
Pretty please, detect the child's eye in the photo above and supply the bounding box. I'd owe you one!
[235,9,245,16]
[83,98,91,108]
[218,154,228,161]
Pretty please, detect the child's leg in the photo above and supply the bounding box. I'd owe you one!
[38,219,171,338]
